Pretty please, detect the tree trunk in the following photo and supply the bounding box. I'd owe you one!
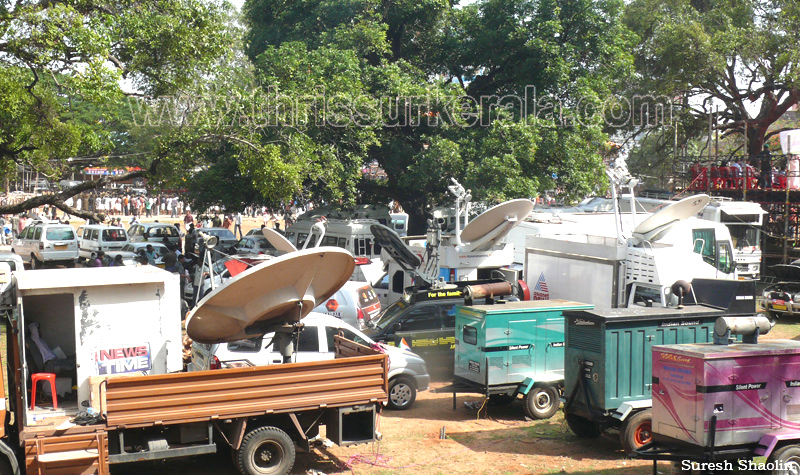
[747,124,767,159]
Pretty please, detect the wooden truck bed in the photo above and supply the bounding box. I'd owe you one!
[21,337,388,474]
[102,350,388,428]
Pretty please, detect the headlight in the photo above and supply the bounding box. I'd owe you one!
[763,290,772,298]
[793,295,800,303]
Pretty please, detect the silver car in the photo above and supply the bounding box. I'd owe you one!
[190,312,429,410]
[12,221,78,268]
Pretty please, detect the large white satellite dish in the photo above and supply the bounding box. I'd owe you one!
[262,227,298,253]
[459,199,534,251]
[633,194,710,240]
[186,247,354,344]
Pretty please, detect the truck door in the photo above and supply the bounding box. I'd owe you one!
[543,316,565,376]
[506,315,536,384]
[394,304,443,365]
[729,362,774,445]
[779,363,800,429]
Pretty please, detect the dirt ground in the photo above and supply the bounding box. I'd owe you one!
[297,381,657,475]
[32,213,795,474]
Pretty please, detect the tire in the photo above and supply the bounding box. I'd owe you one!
[565,413,602,438]
[523,386,559,420]
[388,376,417,410]
[768,444,800,475]
[236,426,295,475]
[488,394,516,405]
[65,260,75,268]
[31,254,41,270]
[620,410,653,454]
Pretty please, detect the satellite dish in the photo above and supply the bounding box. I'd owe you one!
[262,228,298,253]
[633,194,710,238]
[186,247,355,344]
[459,199,534,250]
[370,224,421,273]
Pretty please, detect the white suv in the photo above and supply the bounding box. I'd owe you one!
[190,313,430,410]
[12,221,78,268]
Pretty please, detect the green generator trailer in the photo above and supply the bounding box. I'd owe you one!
[562,305,726,454]
[451,299,592,419]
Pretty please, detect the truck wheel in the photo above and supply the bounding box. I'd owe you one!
[565,413,602,438]
[523,386,559,419]
[768,444,800,475]
[620,410,653,454]
[388,376,416,410]
[237,426,295,475]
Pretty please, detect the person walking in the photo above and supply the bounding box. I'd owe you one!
[234,212,243,239]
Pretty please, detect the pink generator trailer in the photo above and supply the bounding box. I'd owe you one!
[635,316,800,475]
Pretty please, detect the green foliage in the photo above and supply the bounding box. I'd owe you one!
[623,0,800,156]
[0,0,231,189]
[241,0,629,230]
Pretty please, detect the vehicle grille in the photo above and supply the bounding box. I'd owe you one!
[568,323,601,353]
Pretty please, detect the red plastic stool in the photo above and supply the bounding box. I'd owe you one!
[30,373,58,410]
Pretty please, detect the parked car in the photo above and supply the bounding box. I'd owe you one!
[0,251,25,300]
[193,227,238,254]
[229,235,282,256]
[314,280,381,329]
[190,312,429,409]
[76,225,129,260]
[128,223,181,247]
[763,263,800,319]
[11,221,78,268]
[116,242,171,267]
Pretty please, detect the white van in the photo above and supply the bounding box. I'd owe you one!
[76,225,129,260]
[285,218,384,260]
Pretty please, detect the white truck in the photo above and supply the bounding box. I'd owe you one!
[0,251,388,475]
[522,196,738,309]
[615,195,766,279]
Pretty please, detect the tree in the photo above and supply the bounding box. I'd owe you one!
[0,0,231,219]
[624,0,800,156]
[243,0,633,232]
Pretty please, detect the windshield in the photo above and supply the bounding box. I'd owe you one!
[102,229,127,241]
[45,227,74,240]
[728,225,761,250]
[373,300,409,331]
[208,229,235,239]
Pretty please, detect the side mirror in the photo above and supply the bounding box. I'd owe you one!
[393,322,402,332]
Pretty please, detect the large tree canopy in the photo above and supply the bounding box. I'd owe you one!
[624,0,800,156]
[0,0,231,219]
[242,0,634,232]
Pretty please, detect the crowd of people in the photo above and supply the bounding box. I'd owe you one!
[688,145,800,191]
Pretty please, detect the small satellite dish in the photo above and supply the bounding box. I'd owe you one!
[633,194,710,238]
[199,232,219,249]
[262,227,298,254]
[459,199,534,250]
[186,247,354,344]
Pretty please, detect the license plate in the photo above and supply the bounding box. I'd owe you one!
[773,304,787,311]
[54,245,67,250]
